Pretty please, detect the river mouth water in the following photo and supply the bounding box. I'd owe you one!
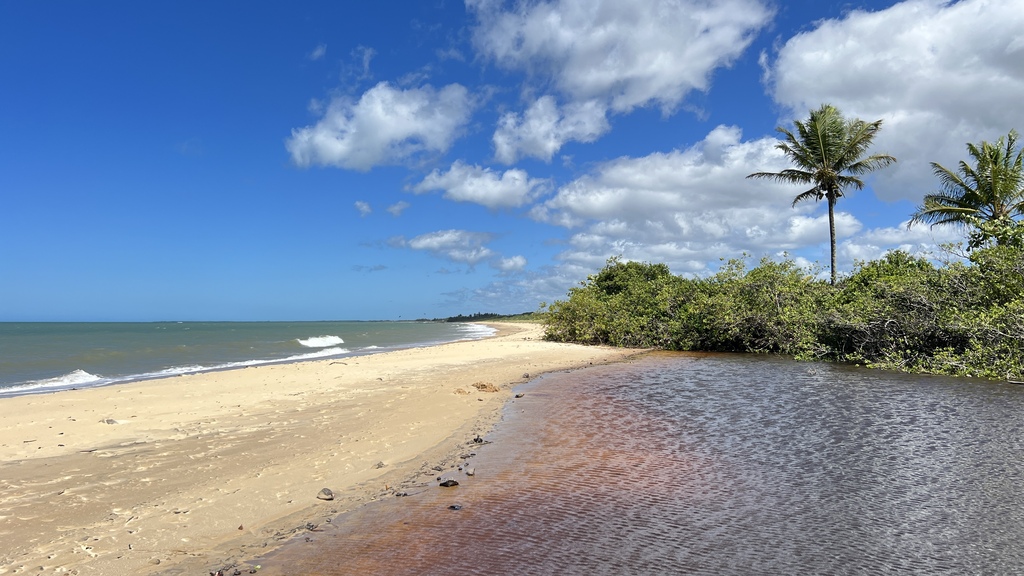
[254,352,1024,575]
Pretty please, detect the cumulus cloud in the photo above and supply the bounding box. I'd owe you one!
[469,0,773,160]
[286,82,474,170]
[529,125,874,274]
[401,229,496,266]
[470,0,772,112]
[354,200,372,217]
[766,0,1024,202]
[492,97,609,163]
[412,160,551,208]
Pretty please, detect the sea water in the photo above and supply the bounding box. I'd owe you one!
[0,321,493,397]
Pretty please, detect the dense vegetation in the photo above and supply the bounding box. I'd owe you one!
[543,248,1024,381]
[432,311,544,323]
[544,111,1023,382]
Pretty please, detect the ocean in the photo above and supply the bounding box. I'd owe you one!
[0,321,494,398]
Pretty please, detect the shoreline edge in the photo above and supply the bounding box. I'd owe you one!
[0,322,640,575]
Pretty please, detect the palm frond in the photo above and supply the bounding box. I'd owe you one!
[791,188,823,207]
[911,130,1024,239]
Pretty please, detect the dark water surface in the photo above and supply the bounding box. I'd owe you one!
[257,352,1024,575]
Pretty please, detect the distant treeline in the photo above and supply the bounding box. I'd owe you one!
[543,247,1024,382]
[419,312,545,323]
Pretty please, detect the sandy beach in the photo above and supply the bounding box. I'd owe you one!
[0,323,636,575]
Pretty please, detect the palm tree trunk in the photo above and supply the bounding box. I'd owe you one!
[828,194,837,285]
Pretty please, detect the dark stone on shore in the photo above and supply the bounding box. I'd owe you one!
[439,479,459,487]
[316,488,334,501]
[522,373,530,379]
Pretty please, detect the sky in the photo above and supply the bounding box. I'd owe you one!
[2,0,1023,321]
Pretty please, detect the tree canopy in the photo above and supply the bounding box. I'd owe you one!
[909,129,1024,248]
[748,104,896,284]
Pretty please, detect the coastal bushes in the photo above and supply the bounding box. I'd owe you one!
[544,247,1024,381]
[545,124,1024,381]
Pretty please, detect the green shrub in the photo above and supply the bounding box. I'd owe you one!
[543,247,1024,381]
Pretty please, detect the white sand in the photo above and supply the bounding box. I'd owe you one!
[0,323,637,575]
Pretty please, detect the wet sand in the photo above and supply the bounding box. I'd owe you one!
[0,323,637,575]
[246,354,678,576]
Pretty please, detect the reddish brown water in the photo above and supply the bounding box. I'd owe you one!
[251,353,1024,575]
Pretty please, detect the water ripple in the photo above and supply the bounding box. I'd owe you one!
[259,352,1024,575]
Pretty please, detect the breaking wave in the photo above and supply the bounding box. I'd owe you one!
[297,335,345,348]
[0,347,351,398]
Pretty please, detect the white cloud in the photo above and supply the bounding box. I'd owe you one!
[469,0,773,160]
[496,255,527,272]
[767,0,1024,203]
[308,43,327,61]
[836,219,965,268]
[529,125,878,275]
[396,229,531,273]
[492,97,609,163]
[387,201,410,217]
[354,200,372,217]
[412,160,551,208]
[286,82,474,171]
[470,0,773,112]
[403,229,495,266]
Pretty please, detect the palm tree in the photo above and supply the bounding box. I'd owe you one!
[747,104,896,285]
[908,130,1024,248]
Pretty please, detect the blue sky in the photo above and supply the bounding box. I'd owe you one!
[2,0,1022,321]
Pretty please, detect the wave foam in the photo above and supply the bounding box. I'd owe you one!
[456,324,497,339]
[0,344,355,398]
[282,346,350,361]
[0,369,106,397]
[297,335,345,348]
